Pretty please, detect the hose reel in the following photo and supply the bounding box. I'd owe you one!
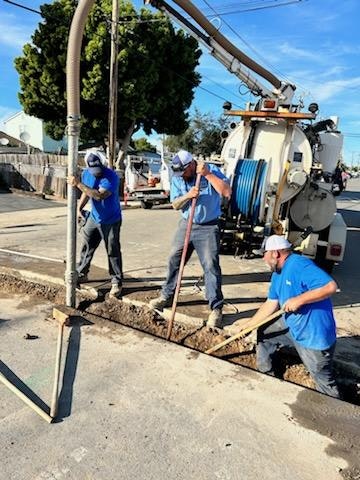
[230,158,268,223]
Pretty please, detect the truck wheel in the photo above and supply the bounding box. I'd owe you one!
[314,246,334,273]
[141,200,153,209]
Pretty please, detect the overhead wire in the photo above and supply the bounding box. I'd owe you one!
[3,0,40,14]
[200,0,292,81]
[199,0,318,105]
[202,0,308,17]
[4,0,243,110]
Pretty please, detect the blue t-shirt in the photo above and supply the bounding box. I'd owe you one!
[170,164,229,224]
[268,254,336,350]
[82,167,121,224]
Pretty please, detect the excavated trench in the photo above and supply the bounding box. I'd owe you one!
[1,273,359,405]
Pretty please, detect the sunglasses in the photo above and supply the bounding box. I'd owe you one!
[171,160,192,173]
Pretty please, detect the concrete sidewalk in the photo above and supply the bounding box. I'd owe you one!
[1,293,359,480]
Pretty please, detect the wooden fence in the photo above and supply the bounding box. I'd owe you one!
[0,154,85,199]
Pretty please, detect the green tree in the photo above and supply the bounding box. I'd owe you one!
[133,137,156,152]
[163,125,196,153]
[164,109,228,155]
[15,0,201,155]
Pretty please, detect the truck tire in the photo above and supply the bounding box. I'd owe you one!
[141,200,153,209]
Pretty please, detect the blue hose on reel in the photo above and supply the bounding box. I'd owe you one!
[231,159,267,223]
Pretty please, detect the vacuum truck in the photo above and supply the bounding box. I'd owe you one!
[146,0,347,272]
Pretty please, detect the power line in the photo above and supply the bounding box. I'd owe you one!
[4,0,241,109]
[3,0,40,14]
[200,70,245,106]
[132,47,244,108]
[199,0,316,102]
[200,0,293,82]
[203,0,308,17]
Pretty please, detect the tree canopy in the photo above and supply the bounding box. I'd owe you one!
[164,109,228,156]
[15,0,201,147]
[133,137,156,152]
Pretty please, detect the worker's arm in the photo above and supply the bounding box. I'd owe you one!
[172,186,199,210]
[78,192,89,211]
[197,161,232,199]
[76,192,89,221]
[67,175,111,201]
[283,280,338,313]
[251,299,280,323]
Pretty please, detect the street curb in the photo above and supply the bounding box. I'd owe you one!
[0,265,64,287]
[0,265,206,329]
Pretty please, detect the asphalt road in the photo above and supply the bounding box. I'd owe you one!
[0,190,62,213]
[332,179,360,307]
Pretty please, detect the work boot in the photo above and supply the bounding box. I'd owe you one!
[109,283,122,299]
[207,308,223,328]
[149,295,172,310]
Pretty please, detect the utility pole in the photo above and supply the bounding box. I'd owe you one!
[108,0,119,170]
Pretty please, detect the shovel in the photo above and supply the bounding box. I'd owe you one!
[205,309,284,355]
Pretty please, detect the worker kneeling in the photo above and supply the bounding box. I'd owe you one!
[149,150,231,328]
[255,235,340,398]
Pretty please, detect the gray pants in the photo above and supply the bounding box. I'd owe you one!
[257,318,340,398]
[77,217,122,285]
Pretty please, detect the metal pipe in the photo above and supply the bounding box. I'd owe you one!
[166,173,202,340]
[66,0,96,307]
[0,248,65,264]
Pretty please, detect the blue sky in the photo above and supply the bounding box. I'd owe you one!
[1,0,359,166]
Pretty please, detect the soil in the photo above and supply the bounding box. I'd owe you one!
[1,272,359,406]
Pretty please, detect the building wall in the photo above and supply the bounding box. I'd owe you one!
[4,111,67,153]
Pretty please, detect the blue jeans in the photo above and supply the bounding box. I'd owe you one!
[77,217,122,285]
[257,317,340,398]
[162,218,223,310]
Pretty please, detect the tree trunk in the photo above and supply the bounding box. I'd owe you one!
[116,120,136,170]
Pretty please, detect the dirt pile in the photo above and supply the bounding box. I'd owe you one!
[86,298,360,403]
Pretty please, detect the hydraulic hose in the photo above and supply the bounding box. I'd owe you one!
[231,159,267,223]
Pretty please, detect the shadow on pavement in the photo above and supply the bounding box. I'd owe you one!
[0,359,50,413]
[56,316,92,422]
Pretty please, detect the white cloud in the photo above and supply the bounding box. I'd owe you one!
[278,42,321,62]
[307,77,360,102]
[0,14,33,51]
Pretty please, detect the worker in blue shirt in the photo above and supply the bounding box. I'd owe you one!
[253,235,340,398]
[149,150,231,327]
[67,150,122,298]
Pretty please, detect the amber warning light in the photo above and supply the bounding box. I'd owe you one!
[261,99,278,111]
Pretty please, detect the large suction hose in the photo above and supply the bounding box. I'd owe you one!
[66,0,96,307]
